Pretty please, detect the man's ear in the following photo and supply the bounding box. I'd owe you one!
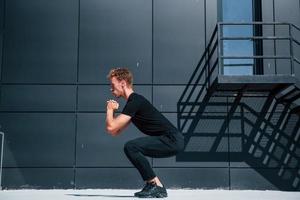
[121,80,126,88]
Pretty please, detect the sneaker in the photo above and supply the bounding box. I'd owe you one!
[134,183,152,197]
[134,182,168,198]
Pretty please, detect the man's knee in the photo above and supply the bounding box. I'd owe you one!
[124,140,138,154]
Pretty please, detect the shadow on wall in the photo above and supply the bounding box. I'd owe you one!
[177,82,300,191]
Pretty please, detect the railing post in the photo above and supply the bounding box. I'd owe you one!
[289,23,295,75]
[217,23,222,75]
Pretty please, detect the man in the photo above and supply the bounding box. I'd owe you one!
[106,68,184,198]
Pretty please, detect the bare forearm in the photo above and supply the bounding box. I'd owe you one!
[106,109,115,129]
[106,109,122,136]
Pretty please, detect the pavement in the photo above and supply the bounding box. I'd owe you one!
[0,189,300,200]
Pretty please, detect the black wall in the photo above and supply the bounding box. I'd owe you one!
[0,0,299,190]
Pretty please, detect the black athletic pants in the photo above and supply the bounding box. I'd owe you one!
[124,131,184,181]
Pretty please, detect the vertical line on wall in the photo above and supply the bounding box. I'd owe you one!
[204,0,207,48]
[151,0,154,168]
[273,0,277,74]
[74,0,81,189]
[151,0,154,103]
[0,0,6,106]
[204,0,208,84]
[227,96,231,190]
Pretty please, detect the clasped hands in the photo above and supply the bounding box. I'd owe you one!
[106,99,119,110]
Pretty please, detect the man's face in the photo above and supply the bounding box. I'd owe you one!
[110,77,124,98]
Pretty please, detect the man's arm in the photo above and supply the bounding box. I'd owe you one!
[106,100,131,136]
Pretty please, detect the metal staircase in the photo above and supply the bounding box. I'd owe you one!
[178,22,300,139]
[177,22,300,190]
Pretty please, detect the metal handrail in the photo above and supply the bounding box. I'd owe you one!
[219,22,296,26]
[221,56,292,59]
[218,22,300,76]
[221,36,292,40]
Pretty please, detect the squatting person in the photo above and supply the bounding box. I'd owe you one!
[105,67,184,198]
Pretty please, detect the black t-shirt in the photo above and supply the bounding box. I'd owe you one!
[121,92,178,136]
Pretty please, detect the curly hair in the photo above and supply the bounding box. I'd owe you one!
[107,67,133,87]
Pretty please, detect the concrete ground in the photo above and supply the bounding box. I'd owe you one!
[0,189,300,200]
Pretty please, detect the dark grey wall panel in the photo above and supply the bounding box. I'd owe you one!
[79,0,152,84]
[175,112,229,165]
[76,113,150,167]
[155,168,229,189]
[205,0,218,76]
[76,168,230,189]
[78,85,118,112]
[203,96,227,112]
[0,0,3,81]
[193,112,228,133]
[0,85,76,111]
[153,86,227,113]
[153,86,188,112]
[275,0,300,26]
[231,168,300,191]
[153,0,205,84]
[274,0,300,76]
[295,62,300,80]
[154,113,228,167]
[0,113,76,167]
[0,0,3,31]
[262,0,274,22]
[261,0,276,75]
[236,96,269,113]
[294,39,300,78]
[78,85,152,112]
[262,0,300,76]
[206,0,218,43]
[3,168,74,189]
[229,112,262,168]
[0,34,2,82]
[76,168,144,189]
[228,113,244,166]
[153,113,228,167]
[297,0,300,78]
[275,38,293,75]
[2,0,78,83]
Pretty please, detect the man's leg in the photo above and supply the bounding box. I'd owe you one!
[123,134,184,197]
[124,134,183,181]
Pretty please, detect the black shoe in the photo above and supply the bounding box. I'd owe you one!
[134,182,152,197]
[134,183,168,198]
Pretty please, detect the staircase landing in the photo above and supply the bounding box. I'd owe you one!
[215,75,298,91]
